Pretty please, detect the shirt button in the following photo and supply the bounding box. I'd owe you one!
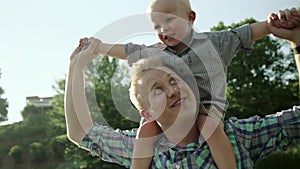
[175,164,181,169]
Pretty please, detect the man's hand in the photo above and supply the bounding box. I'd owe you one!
[268,7,300,44]
[74,37,102,68]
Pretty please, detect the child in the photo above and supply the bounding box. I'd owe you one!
[82,0,299,168]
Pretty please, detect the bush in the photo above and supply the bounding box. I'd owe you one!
[8,145,22,163]
[50,135,68,157]
[55,162,81,169]
[254,145,300,169]
[29,142,47,162]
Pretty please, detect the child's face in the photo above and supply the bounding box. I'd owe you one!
[150,0,194,51]
[137,66,197,127]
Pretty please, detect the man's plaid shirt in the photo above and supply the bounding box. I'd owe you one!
[80,106,300,169]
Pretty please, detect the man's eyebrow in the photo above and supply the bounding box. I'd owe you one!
[143,75,158,91]
[149,82,157,91]
[148,73,168,91]
[167,73,175,79]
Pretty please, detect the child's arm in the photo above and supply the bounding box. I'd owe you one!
[197,105,236,169]
[80,37,127,59]
[250,7,299,41]
[95,43,127,59]
[250,21,271,41]
[131,121,161,169]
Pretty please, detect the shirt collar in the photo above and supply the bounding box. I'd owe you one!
[191,29,207,41]
[156,134,205,151]
[164,29,207,55]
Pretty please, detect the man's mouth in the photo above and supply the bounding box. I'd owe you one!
[170,98,183,108]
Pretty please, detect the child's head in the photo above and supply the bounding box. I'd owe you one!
[147,0,192,13]
[147,0,196,52]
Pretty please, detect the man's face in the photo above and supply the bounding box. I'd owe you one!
[150,0,193,50]
[138,66,197,127]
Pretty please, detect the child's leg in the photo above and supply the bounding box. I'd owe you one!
[131,121,161,169]
[198,104,236,169]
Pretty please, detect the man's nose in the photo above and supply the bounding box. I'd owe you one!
[165,85,179,98]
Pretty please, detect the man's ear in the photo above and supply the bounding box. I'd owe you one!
[140,109,155,121]
[188,10,196,23]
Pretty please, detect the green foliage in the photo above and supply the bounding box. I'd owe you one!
[55,162,81,169]
[8,145,23,163]
[212,18,299,119]
[36,57,133,169]
[84,56,139,129]
[46,94,66,138]
[0,69,8,123]
[21,104,40,118]
[254,145,300,169]
[50,135,68,158]
[29,142,47,162]
[22,112,49,136]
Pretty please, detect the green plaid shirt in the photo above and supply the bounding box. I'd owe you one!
[80,106,300,169]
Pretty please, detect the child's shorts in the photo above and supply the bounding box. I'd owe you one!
[200,104,225,123]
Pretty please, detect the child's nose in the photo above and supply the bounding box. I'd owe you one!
[160,25,170,34]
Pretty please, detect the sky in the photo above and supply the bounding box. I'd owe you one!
[0,0,299,125]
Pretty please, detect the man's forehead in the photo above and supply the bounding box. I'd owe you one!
[139,69,168,86]
[139,67,177,89]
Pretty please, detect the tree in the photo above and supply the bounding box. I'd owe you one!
[29,142,47,162]
[21,104,41,118]
[84,56,139,129]
[47,57,136,169]
[8,145,23,163]
[0,69,8,123]
[45,79,67,138]
[211,19,299,119]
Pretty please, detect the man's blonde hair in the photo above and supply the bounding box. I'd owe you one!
[147,0,192,13]
[129,49,199,112]
[129,58,164,111]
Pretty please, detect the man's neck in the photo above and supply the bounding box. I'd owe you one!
[162,123,199,147]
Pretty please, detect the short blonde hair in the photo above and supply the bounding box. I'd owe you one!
[129,58,164,110]
[147,0,192,13]
[129,50,199,111]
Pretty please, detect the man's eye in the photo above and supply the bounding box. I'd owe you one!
[170,78,177,85]
[153,88,163,96]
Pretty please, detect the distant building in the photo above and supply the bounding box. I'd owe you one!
[26,96,53,108]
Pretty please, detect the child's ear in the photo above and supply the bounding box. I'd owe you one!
[140,110,155,121]
[188,10,196,23]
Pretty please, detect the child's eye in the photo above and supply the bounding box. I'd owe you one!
[166,17,175,23]
[154,25,160,31]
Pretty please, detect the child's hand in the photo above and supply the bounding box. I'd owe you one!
[71,37,102,68]
[267,8,300,42]
[70,37,91,60]
[268,7,300,29]
[278,8,300,29]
